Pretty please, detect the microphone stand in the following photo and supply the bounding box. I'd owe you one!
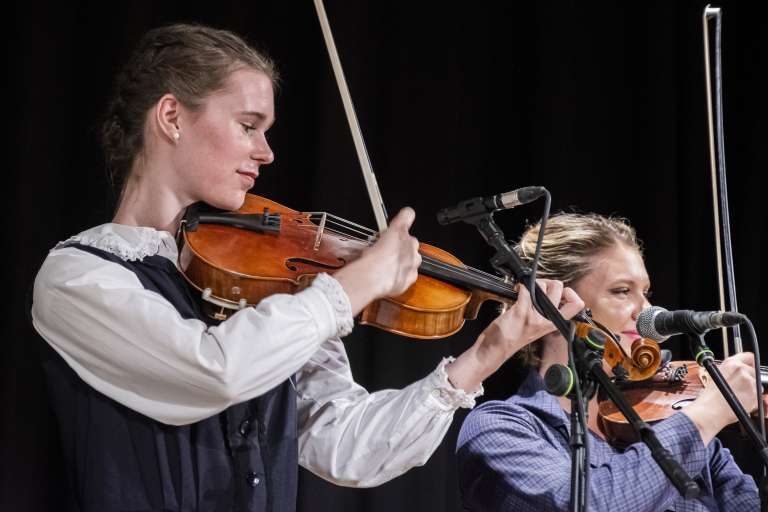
[452,210,701,508]
[562,334,596,512]
[570,337,702,500]
[689,334,768,507]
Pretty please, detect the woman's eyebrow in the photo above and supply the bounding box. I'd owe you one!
[238,110,275,127]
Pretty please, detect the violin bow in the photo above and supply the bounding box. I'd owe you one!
[702,5,742,356]
[313,0,390,232]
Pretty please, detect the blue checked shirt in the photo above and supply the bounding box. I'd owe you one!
[457,369,758,511]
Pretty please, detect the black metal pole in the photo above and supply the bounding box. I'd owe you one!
[690,335,768,466]
[573,340,701,500]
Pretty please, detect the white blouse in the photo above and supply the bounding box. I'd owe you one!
[31,223,483,488]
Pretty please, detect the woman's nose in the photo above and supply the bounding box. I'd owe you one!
[631,295,652,321]
[251,136,274,165]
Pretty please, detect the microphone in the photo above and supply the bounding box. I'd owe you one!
[437,186,546,225]
[636,306,746,342]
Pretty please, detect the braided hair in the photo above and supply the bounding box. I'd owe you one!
[101,23,278,197]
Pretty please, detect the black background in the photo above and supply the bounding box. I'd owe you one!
[5,1,767,510]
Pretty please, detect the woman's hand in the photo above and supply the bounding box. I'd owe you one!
[682,351,766,445]
[446,279,585,393]
[333,207,421,315]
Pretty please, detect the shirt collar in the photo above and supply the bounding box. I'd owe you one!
[56,223,178,263]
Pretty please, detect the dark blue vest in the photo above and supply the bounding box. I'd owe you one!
[38,243,298,512]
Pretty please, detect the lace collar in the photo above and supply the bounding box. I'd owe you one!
[56,223,178,262]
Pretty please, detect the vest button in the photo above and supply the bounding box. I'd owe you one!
[239,419,250,437]
[247,471,261,487]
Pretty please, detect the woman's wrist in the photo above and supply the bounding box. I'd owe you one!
[681,398,728,445]
[446,330,518,393]
[446,342,490,393]
[332,255,386,315]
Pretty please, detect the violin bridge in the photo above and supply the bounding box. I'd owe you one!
[314,212,328,251]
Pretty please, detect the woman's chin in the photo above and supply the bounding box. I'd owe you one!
[203,191,248,211]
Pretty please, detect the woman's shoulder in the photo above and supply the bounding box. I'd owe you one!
[35,223,177,292]
[52,223,177,262]
[474,393,542,420]
[458,396,540,445]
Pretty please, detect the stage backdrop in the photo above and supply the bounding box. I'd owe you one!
[5,1,766,511]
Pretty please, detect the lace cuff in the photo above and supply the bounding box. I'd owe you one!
[426,357,484,410]
[312,273,354,338]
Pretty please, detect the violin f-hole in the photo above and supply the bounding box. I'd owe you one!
[672,398,696,410]
[285,257,346,272]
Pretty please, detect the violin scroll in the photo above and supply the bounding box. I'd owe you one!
[575,321,662,381]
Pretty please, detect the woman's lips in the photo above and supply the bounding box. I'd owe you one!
[236,170,258,186]
[237,169,258,179]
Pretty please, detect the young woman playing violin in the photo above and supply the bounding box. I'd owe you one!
[30,24,584,512]
[457,213,762,511]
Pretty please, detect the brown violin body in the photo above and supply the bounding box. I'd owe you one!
[598,361,702,445]
[598,360,768,446]
[178,194,516,339]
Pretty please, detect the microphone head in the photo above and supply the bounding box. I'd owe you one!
[720,311,747,327]
[636,306,670,342]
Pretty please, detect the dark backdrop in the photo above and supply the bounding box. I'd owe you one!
[5,1,767,511]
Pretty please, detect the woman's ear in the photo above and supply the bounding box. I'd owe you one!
[153,93,182,144]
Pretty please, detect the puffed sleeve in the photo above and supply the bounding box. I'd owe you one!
[32,246,351,426]
[296,336,482,487]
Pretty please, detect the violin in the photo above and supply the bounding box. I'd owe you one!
[574,320,662,381]
[178,193,521,338]
[597,360,768,446]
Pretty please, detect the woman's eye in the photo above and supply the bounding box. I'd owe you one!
[241,123,256,135]
[611,288,630,295]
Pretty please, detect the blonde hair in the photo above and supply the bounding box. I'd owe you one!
[514,212,642,366]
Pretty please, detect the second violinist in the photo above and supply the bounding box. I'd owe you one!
[457,213,762,511]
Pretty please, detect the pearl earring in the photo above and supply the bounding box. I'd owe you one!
[173,132,180,141]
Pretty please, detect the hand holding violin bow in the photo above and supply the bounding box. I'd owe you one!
[334,207,422,315]
[680,352,767,444]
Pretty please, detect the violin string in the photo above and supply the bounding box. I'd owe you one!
[294,213,376,239]
[323,221,376,238]
[420,262,513,296]
[299,212,519,297]
[420,256,519,297]
[463,264,512,281]
[312,219,376,239]
[293,221,373,243]
[305,212,378,234]
[309,213,378,237]
[299,224,518,295]
[417,254,505,285]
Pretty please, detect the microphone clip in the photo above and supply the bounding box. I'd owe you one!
[436,186,546,225]
[436,196,500,226]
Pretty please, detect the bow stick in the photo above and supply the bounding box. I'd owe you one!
[703,5,742,356]
[313,0,389,232]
